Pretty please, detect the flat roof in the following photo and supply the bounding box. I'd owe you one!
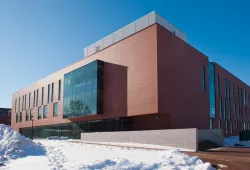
[83,11,186,58]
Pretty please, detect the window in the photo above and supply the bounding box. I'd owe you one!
[42,87,44,105]
[51,83,54,102]
[48,84,50,104]
[53,102,58,117]
[24,95,27,110]
[238,87,240,103]
[18,97,20,112]
[36,89,39,107]
[15,98,17,113]
[58,80,61,101]
[225,121,228,133]
[29,92,31,109]
[30,109,34,120]
[236,122,238,132]
[228,100,231,120]
[19,112,22,122]
[217,75,220,96]
[22,95,24,111]
[38,107,42,119]
[224,79,227,98]
[33,91,35,108]
[95,45,100,52]
[43,105,47,118]
[232,84,235,101]
[244,89,247,105]
[209,63,215,118]
[26,110,29,121]
[228,80,230,100]
[202,65,206,91]
[220,98,223,119]
[234,103,237,120]
[16,113,18,123]
[223,99,226,119]
[218,120,221,129]
[243,122,246,130]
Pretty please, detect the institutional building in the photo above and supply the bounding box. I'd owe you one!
[11,12,250,138]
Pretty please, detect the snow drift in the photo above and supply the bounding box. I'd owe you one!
[0,124,45,162]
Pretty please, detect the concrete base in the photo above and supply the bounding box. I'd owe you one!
[81,128,224,151]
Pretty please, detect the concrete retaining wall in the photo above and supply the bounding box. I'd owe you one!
[81,129,198,151]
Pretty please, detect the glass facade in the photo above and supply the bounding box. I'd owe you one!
[19,117,132,139]
[63,60,104,118]
[53,102,58,117]
[38,107,42,119]
[43,105,47,118]
[209,63,215,118]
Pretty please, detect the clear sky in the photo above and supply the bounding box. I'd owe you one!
[0,0,250,108]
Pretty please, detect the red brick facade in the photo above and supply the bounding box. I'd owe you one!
[11,24,250,136]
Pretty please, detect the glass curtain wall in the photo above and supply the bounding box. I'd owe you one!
[209,62,216,118]
[63,60,104,118]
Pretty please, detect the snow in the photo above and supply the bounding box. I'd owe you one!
[2,140,214,170]
[0,124,45,163]
[1,125,214,169]
[224,136,250,147]
[79,141,195,152]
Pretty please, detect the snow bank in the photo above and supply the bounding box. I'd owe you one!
[224,136,250,147]
[0,124,45,162]
[46,136,69,140]
[39,140,214,170]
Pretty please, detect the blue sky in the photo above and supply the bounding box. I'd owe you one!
[0,0,250,108]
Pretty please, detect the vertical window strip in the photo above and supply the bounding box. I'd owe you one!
[33,91,35,108]
[217,75,220,96]
[42,87,44,105]
[48,84,50,104]
[36,89,39,107]
[51,83,54,103]
[29,93,31,109]
[58,80,61,101]
[224,79,227,99]
[202,65,206,91]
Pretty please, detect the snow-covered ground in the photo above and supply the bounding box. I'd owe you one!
[0,124,214,169]
[224,136,250,147]
[2,140,214,170]
[80,141,195,152]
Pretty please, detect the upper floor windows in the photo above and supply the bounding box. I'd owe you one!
[51,83,54,103]
[42,87,44,105]
[202,65,206,91]
[58,80,61,101]
[217,75,220,96]
[33,90,36,108]
[48,84,50,104]
[36,89,39,107]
